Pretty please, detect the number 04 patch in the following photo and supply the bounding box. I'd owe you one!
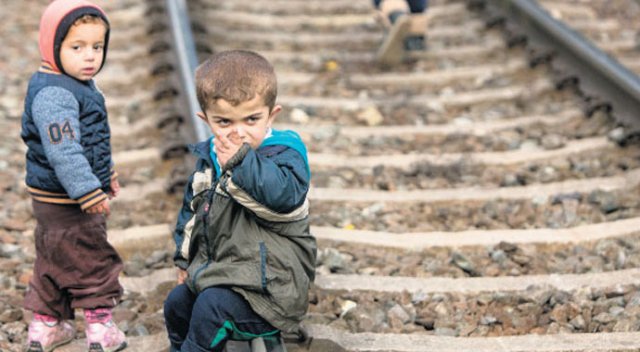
[48,120,76,144]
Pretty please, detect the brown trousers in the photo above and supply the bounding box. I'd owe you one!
[23,200,123,319]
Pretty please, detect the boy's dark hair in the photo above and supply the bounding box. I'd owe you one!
[195,50,278,112]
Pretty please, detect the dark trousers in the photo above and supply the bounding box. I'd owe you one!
[373,0,429,13]
[164,285,279,352]
[23,201,123,319]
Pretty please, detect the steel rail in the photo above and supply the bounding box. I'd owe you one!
[165,0,211,142]
[480,0,640,138]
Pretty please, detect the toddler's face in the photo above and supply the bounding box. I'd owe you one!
[200,95,281,150]
[59,22,106,81]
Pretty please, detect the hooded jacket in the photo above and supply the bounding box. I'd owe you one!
[39,0,110,75]
[21,0,114,210]
[173,130,317,333]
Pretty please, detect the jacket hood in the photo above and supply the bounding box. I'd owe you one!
[39,0,110,74]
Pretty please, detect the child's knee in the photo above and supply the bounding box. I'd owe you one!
[164,284,192,318]
[191,287,232,320]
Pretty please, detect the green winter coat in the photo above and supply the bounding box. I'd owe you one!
[177,133,316,333]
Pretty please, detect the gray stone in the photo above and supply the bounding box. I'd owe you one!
[510,254,531,266]
[2,321,26,342]
[490,249,508,263]
[593,312,614,324]
[519,139,540,151]
[356,106,384,126]
[588,190,620,214]
[613,318,640,332]
[431,293,446,303]
[0,309,22,323]
[529,288,554,306]
[450,251,478,276]
[343,305,387,332]
[339,300,357,318]
[606,296,626,308]
[501,174,520,187]
[476,293,493,306]
[411,291,429,305]
[289,108,310,124]
[387,304,411,324]
[540,134,566,150]
[569,315,586,330]
[434,327,457,336]
[479,315,498,325]
[550,291,571,306]
[145,250,168,267]
[124,260,145,277]
[131,323,150,337]
[609,306,625,317]
[118,320,130,334]
[603,283,629,299]
[539,166,557,183]
[319,248,349,273]
[551,192,582,205]
[496,242,518,253]
[517,303,541,316]
[532,195,548,206]
[434,302,450,317]
[0,244,21,258]
[608,127,626,143]
[457,322,478,336]
[626,292,640,307]
[560,199,580,226]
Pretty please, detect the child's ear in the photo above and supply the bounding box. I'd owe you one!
[196,111,207,123]
[268,105,282,126]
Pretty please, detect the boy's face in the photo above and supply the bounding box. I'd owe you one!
[59,21,106,81]
[198,95,281,150]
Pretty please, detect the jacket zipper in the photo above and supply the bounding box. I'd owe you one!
[191,188,215,288]
[259,242,267,292]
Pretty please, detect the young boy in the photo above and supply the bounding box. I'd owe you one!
[164,50,317,352]
[20,1,126,351]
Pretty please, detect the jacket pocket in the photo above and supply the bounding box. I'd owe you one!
[262,241,310,317]
[266,265,309,318]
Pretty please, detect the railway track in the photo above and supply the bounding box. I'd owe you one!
[1,0,640,351]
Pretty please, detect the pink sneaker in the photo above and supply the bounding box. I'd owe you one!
[25,320,76,352]
[86,320,127,352]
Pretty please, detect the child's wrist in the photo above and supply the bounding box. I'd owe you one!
[79,189,108,211]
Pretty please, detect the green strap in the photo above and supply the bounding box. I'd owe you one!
[210,320,280,348]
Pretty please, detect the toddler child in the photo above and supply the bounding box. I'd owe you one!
[21,1,127,351]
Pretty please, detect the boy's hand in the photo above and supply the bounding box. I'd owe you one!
[213,130,243,167]
[177,268,188,284]
[109,178,120,199]
[86,198,110,217]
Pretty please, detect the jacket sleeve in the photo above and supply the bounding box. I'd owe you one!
[32,86,107,210]
[172,169,197,270]
[226,145,310,214]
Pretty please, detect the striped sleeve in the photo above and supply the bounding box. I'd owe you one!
[77,189,108,211]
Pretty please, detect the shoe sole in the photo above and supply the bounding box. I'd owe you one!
[376,15,411,66]
[25,341,44,352]
[88,341,128,352]
[25,337,74,352]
